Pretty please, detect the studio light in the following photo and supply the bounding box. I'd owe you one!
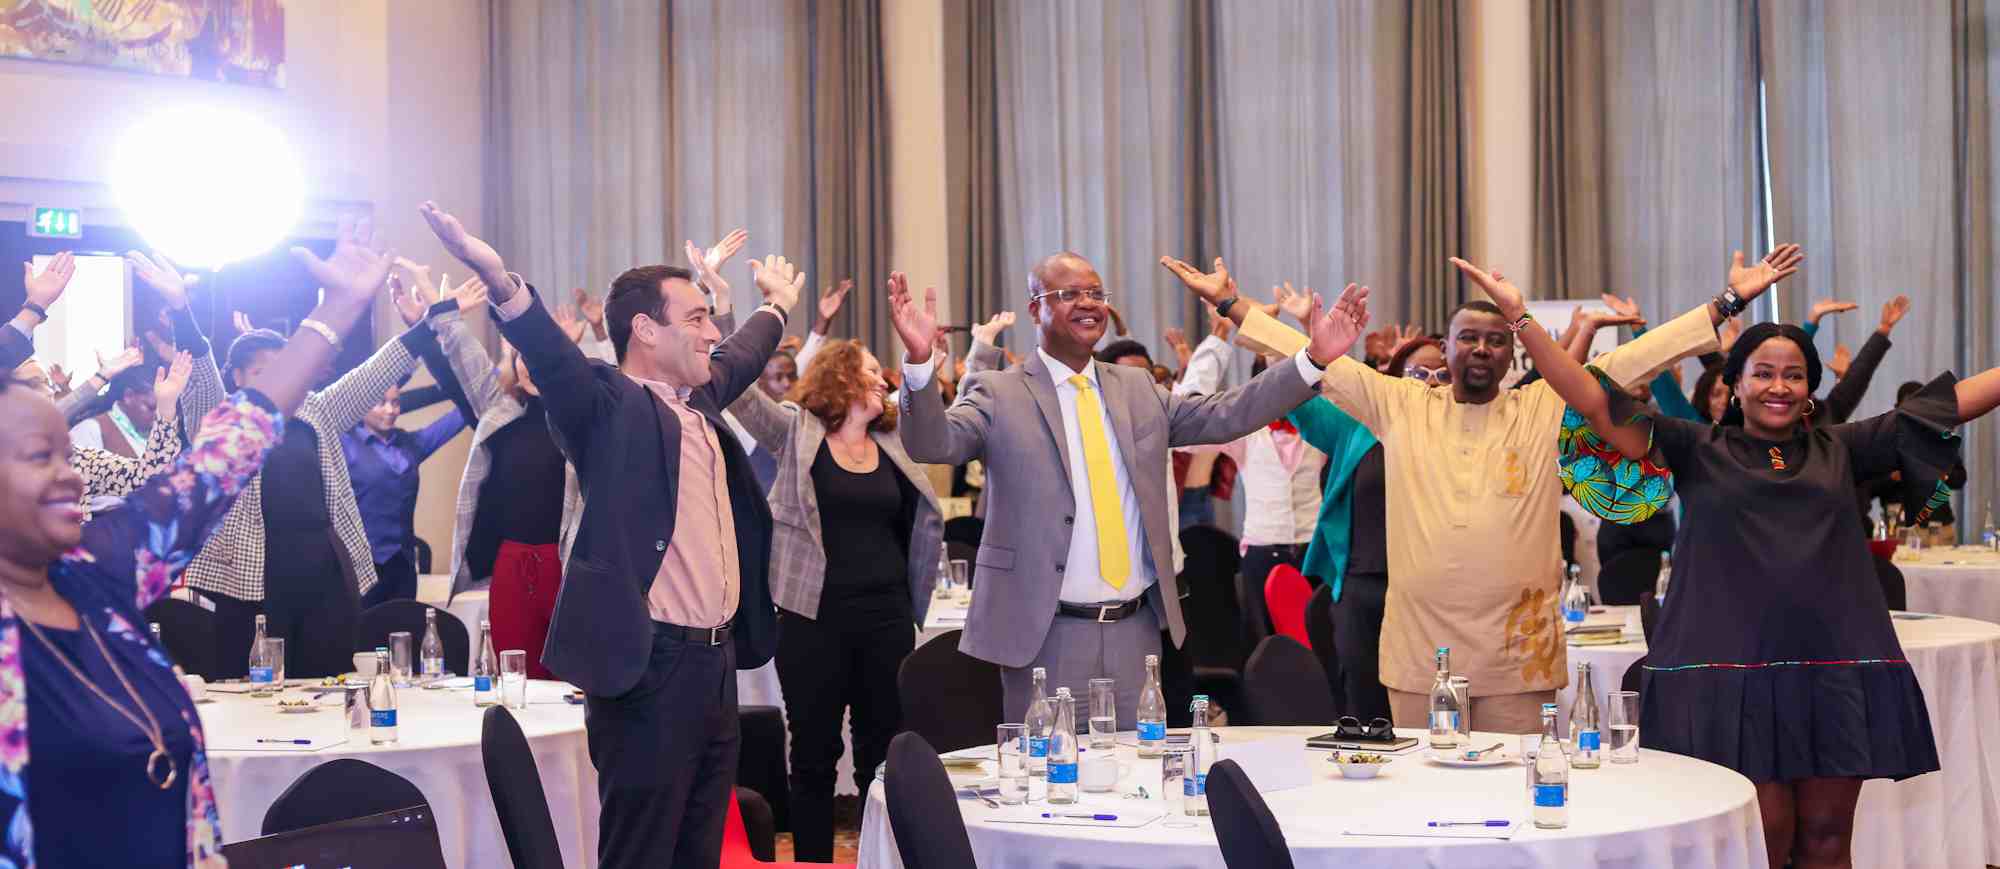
[111,106,304,269]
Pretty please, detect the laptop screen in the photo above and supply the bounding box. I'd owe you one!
[218,805,447,869]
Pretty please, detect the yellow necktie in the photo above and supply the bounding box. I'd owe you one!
[1068,374,1129,589]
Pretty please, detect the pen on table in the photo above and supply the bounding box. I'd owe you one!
[1042,812,1118,821]
[255,738,312,745]
[1427,819,1511,828]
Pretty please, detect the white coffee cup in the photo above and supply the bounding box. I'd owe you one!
[352,652,378,678]
[1080,753,1121,793]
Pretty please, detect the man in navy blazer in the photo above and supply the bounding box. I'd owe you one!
[422,203,803,868]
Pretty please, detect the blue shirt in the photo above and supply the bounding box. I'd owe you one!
[342,410,466,564]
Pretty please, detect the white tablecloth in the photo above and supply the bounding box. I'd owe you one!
[859,726,1765,869]
[202,679,598,868]
[1559,609,2000,869]
[1899,548,2000,624]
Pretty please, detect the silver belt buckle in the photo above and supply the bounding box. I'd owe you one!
[707,626,724,646]
[1096,604,1118,624]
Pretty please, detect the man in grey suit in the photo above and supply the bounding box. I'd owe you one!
[890,253,1360,725]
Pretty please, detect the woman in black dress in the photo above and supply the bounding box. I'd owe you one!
[1454,258,2000,869]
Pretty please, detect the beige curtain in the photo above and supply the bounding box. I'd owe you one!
[945,0,1010,348]
[1963,0,2000,533]
[810,0,894,352]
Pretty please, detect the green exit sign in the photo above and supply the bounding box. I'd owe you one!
[28,207,81,239]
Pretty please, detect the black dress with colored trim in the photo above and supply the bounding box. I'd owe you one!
[1615,374,1959,784]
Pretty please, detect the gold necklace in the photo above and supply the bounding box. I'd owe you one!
[19,615,179,790]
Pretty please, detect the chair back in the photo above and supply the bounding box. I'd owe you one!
[1622,654,1647,694]
[1873,554,1908,610]
[143,597,223,680]
[1242,636,1338,726]
[480,706,565,869]
[411,537,435,574]
[885,732,979,869]
[1262,565,1313,648]
[1178,525,1247,674]
[358,600,471,674]
[1301,584,1342,714]
[943,515,985,546]
[261,758,429,836]
[897,631,1003,752]
[1596,550,1662,606]
[1638,591,1661,644]
[1206,759,1296,869]
[736,705,791,832]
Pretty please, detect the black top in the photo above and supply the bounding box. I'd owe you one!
[468,399,566,579]
[1343,443,1388,577]
[810,441,918,625]
[1598,510,1676,566]
[263,421,330,530]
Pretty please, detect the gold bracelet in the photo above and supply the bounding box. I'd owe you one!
[297,318,341,352]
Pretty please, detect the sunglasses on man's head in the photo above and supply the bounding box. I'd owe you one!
[1404,365,1451,385]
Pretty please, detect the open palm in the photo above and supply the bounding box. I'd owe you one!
[886,271,939,363]
[1726,243,1805,300]
[1306,283,1372,365]
[293,216,395,306]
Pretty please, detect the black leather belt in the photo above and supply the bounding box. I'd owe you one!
[1056,598,1146,623]
[654,620,732,646]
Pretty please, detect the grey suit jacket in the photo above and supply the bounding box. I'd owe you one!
[898,348,1318,668]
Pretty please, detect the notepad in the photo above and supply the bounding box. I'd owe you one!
[1343,818,1521,840]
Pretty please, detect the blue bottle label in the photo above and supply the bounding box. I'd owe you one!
[1563,607,1585,623]
[475,675,492,692]
[1579,730,1601,751]
[1184,773,1206,796]
[1533,783,1565,808]
[248,667,273,684]
[1138,722,1167,741]
[371,709,397,728]
[1029,736,1049,758]
[1047,762,1078,784]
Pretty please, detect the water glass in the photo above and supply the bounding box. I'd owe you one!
[262,637,286,694]
[949,559,971,594]
[1087,678,1117,749]
[1160,746,1189,812]
[1448,676,1472,744]
[1608,690,1641,764]
[996,724,1029,804]
[388,631,414,687]
[500,649,528,710]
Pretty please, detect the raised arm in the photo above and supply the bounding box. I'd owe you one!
[77,354,191,503]
[128,250,227,425]
[1824,295,1906,423]
[725,378,800,453]
[1566,310,1646,364]
[963,310,1014,376]
[888,271,992,464]
[703,255,801,408]
[2,252,76,371]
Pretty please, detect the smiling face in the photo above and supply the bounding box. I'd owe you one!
[630,277,721,388]
[760,353,798,400]
[1399,343,1449,386]
[363,386,402,435]
[853,349,888,423]
[0,386,86,564]
[1732,337,1811,436]
[1028,256,1109,360]
[1446,308,1514,402]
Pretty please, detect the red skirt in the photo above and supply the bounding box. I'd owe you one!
[489,540,562,680]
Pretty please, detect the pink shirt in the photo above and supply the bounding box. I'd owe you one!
[633,377,740,629]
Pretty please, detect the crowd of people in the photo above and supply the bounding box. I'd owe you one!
[3,200,1997,868]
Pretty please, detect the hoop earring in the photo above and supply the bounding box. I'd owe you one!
[1803,398,1818,417]
[1729,395,1741,409]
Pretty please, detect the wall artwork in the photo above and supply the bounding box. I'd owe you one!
[0,0,284,87]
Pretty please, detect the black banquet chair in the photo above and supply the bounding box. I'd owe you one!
[942,515,984,546]
[262,758,429,836]
[1301,583,1342,714]
[885,731,979,869]
[1874,554,1908,611]
[897,630,1004,753]
[481,706,565,869]
[357,599,471,675]
[143,597,223,680]
[1596,549,1662,606]
[1241,636,1338,726]
[1207,759,1295,869]
[1178,524,1247,715]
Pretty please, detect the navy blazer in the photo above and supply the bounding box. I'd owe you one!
[494,286,782,698]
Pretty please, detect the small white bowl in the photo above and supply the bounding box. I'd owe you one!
[1333,757,1392,779]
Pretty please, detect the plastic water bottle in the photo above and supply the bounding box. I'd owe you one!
[1185,695,1213,816]
[1046,687,1079,805]
[473,620,500,707]
[419,608,446,680]
[1981,503,1997,552]
[247,614,273,693]
[368,650,398,745]
[1653,552,1673,606]
[1560,569,1588,626]
[1136,654,1167,758]
[1024,667,1053,776]
[1532,703,1569,828]
[1427,647,1461,748]
[1567,662,1601,769]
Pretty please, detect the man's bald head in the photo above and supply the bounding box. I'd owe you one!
[1028,252,1097,298]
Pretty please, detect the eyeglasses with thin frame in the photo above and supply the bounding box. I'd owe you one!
[1031,288,1112,305]
[1404,365,1452,385]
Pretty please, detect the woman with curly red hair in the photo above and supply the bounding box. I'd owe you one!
[728,338,944,862]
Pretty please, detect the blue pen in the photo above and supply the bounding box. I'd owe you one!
[1427,819,1510,828]
[256,738,312,745]
[1042,812,1118,821]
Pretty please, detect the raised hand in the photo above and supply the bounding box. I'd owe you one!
[24,251,76,309]
[685,229,749,297]
[886,271,939,364]
[1719,317,1744,353]
[153,351,193,415]
[1808,299,1858,324]
[574,287,606,329]
[392,257,439,301]
[749,255,805,312]
[1162,327,1193,369]
[46,364,71,395]
[388,274,428,327]
[1159,256,1233,306]
[1829,342,1854,379]
[97,346,145,381]
[1448,258,1527,317]
[1599,292,1642,320]
[233,310,255,335]
[127,250,192,309]
[970,310,1015,346]
[1272,281,1313,323]
[1726,243,1804,301]
[1305,283,1372,367]
[1878,294,1911,335]
[291,215,396,308]
[815,279,853,332]
[777,335,805,354]
[550,304,588,344]
[442,275,489,312]
[418,202,507,282]
[1208,306,1234,341]
[704,229,749,277]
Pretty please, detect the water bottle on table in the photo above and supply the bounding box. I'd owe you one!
[1136,654,1167,758]
[248,614,274,695]
[1567,662,1601,768]
[1024,667,1053,777]
[473,619,500,707]
[1561,565,1587,625]
[368,650,399,745]
[1047,687,1079,805]
[1532,703,1568,828]
[1427,647,1460,748]
[420,608,446,680]
[1185,695,1213,816]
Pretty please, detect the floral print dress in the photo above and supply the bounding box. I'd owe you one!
[0,391,281,868]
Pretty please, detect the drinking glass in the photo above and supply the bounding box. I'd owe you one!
[1608,691,1641,763]
[1448,676,1473,745]
[388,631,414,688]
[500,649,529,710]
[949,559,971,595]
[263,637,286,695]
[1087,678,1117,749]
[996,724,1029,805]
[1159,746,1194,827]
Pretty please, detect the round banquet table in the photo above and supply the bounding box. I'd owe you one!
[200,679,599,868]
[858,726,1766,869]
[1897,547,2000,624]
[1559,607,2000,869]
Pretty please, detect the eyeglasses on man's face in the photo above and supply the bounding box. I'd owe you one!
[1031,288,1111,305]
[1404,365,1452,385]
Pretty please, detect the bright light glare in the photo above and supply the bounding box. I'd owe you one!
[112,107,303,269]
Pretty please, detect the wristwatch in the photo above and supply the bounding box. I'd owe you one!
[1215,295,1241,319]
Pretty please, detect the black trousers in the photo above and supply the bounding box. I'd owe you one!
[774,608,913,862]
[1238,543,1308,654]
[586,622,739,869]
[360,550,419,610]
[263,529,361,679]
[1333,572,1391,721]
